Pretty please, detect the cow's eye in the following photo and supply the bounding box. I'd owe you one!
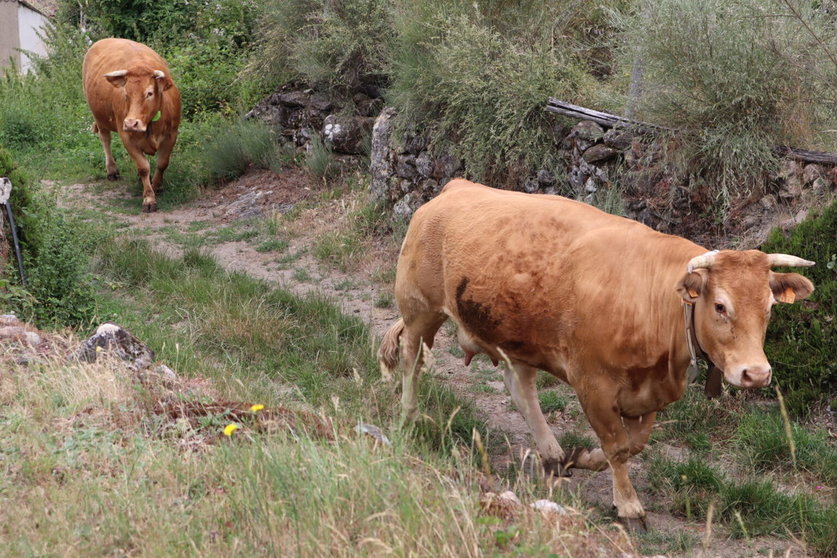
[146,90,154,98]
[714,303,726,314]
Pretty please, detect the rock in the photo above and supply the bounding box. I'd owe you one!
[415,151,433,178]
[355,423,391,445]
[603,128,634,150]
[432,153,462,181]
[779,175,803,200]
[522,175,540,193]
[582,143,618,163]
[74,323,155,371]
[277,90,310,108]
[812,176,830,194]
[370,107,397,202]
[393,192,421,220]
[777,159,799,180]
[322,114,374,155]
[537,169,555,187]
[403,132,429,155]
[564,120,604,152]
[0,315,43,347]
[396,153,418,179]
[418,178,440,195]
[802,164,822,185]
[759,194,777,209]
[309,93,334,112]
[584,177,598,193]
[530,500,567,515]
[155,364,177,380]
[498,491,521,506]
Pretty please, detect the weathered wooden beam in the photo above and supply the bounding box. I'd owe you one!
[545,97,837,166]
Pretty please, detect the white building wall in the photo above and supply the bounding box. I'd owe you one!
[17,3,48,73]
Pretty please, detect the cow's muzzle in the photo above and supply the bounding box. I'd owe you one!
[731,364,772,388]
[123,119,146,133]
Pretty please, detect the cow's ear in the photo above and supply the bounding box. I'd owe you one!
[154,71,173,91]
[769,272,814,304]
[676,269,708,303]
[104,69,128,88]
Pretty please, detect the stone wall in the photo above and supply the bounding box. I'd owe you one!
[369,107,837,245]
[245,81,384,156]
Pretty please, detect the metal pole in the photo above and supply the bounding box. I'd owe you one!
[0,177,27,286]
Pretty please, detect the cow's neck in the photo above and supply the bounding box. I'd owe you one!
[681,301,723,398]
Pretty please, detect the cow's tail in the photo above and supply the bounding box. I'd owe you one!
[378,318,405,382]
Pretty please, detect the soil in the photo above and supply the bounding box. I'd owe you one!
[56,170,818,558]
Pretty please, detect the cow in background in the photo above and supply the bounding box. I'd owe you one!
[379,179,815,529]
[82,38,181,213]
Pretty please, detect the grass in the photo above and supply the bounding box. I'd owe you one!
[537,390,568,414]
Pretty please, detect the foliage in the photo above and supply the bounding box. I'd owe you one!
[203,119,290,185]
[618,0,837,200]
[761,202,836,416]
[388,2,597,183]
[246,0,395,94]
[0,148,94,326]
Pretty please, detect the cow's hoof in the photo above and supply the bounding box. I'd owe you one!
[543,458,572,478]
[142,202,158,213]
[618,515,648,534]
[107,172,120,181]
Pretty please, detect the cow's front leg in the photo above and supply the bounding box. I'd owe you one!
[95,125,119,180]
[123,138,156,212]
[504,364,566,475]
[151,134,177,193]
[576,389,646,527]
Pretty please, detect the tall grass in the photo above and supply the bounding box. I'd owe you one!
[619,0,837,200]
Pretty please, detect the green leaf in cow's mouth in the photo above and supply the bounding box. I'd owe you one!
[152,111,161,122]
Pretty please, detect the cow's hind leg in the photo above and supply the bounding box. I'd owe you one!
[504,364,566,476]
[399,312,446,423]
[94,125,119,181]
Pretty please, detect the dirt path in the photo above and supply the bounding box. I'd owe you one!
[57,171,810,558]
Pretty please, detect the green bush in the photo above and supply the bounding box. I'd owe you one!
[389,2,596,182]
[761,202,836,416]
[619,0,837,200]
[247,0,395,95]
[0,148,94,327]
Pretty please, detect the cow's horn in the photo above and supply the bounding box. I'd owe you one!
[104,70,128,78]
[154,70,165,79]
[687,250,719,273]
[767,254,815,268]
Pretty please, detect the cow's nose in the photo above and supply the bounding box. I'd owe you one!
[740,365,771,388]
[123,119,145,132]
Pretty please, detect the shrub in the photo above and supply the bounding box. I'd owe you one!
[619,0,837,200]
[203,119,287,184]
[389,3,596,183]
[246,0,395,95]
[0,148,94,327]
[761,202,836,416]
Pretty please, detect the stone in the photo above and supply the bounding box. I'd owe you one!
[415,151,433,178]
[812,177,829,194]
[603,128,634,150]
[564,120,604,152]
[403,132,429,155]
[530,500,567,515]
[582,143,618,163]
[432,153,462,180]
[370,107,397,202]
[277,90,310,108]
[418,178,440,195]
[536,169,555,187]
[393,193,421,220]
[322,114,374,155]
[396,153,418,179]
[802,164,822,185]
[74,323,155,371]
[779,175,803,200]
[309,93,334,112]
[759,194,776,209]
[584,177,598,193]
[522,176,540,193]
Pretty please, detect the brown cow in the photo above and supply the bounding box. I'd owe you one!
[82,38,181,212]
[379,179,815,528]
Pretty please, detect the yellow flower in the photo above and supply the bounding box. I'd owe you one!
[223,423,239,436]
[249,404,265,413]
